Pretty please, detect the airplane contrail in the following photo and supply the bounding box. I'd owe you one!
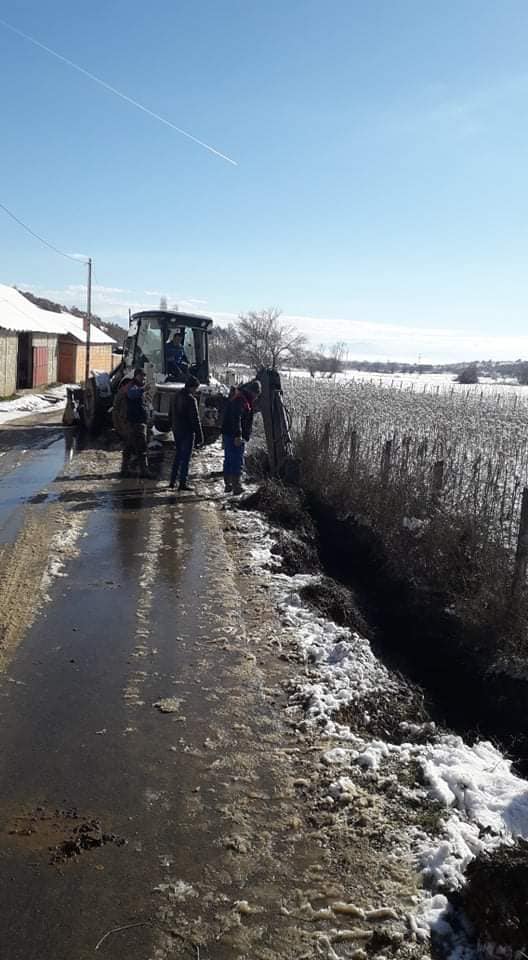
[0,16,238,166]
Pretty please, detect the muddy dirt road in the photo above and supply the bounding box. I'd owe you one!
[0,413,424,960]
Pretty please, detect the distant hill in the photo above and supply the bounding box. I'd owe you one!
[18,289,128,346]
[341,357,528,382]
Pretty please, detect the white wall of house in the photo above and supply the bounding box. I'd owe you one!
[0,331,59,395]
[0,331,19,397]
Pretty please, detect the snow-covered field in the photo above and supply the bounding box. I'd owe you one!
[281,368,528,399]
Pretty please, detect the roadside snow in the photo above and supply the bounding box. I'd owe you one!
[0,386,66,425]
[417,737,528,889]
[40,512,85,600]
[233,505,528,947]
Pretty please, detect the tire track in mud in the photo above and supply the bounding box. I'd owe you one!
[0,505,86,671]
[0,442,118,674]
[124,509,168,710]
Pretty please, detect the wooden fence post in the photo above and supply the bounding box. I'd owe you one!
[381,438,392,482]
[321,421,331,459]
[512,487,528,600]
[348,429,358,476]
[432,459,444,507]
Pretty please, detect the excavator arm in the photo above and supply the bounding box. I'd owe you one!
[257,368,299,481]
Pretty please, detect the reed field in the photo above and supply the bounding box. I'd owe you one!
[282,376,528,631]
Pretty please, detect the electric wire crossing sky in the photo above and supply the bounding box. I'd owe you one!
[0,16,238,166]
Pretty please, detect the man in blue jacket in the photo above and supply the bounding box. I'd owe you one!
[166,332,190,379]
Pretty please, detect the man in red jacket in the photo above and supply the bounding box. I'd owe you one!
[221,379,261,494]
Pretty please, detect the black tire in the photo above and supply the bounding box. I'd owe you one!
[81,377,105,434]
[153,414,170,433]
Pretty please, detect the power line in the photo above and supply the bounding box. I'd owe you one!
[0,199,86,264]
[0,16,238,167]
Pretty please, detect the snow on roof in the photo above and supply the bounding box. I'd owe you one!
[0,284,115,344]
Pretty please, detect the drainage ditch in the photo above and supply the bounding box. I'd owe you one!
[240,482,528,776]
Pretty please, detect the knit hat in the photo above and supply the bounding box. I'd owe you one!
[242,379,262,397]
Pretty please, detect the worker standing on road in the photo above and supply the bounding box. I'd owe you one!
[169,375,204,491]
[126,368,155,479]
[221,380,261,494]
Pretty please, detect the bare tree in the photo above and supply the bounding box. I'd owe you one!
[237,308,307,371]
[328,341,347,375]
[209,323,242,367]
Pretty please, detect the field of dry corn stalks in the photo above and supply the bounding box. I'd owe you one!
[283,377,528,627]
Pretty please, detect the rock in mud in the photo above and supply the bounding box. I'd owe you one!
[300,577,368,634]
[50,818,126,863]
[271,530,319,575]
[238,481,314,535]
[461,839,528,952]
[154,697,182,714]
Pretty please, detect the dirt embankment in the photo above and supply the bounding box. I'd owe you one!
[240,480,528,776]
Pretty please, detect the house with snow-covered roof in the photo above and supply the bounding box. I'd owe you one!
[0,284,115,396]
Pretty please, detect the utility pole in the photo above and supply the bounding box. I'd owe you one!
[84,257,92,386]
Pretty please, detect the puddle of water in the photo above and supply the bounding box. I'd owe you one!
[0,436,76,544]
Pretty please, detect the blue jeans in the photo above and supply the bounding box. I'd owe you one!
[171,433,194,486]
[223,435,245,476]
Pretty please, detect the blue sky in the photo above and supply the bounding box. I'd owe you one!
[2,0,528,362]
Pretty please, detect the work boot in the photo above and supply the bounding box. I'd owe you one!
[120,453,134,478]
[224,474,233,493]
[178,482,194,492]
[139,456,156,479]
[232,476,244,495]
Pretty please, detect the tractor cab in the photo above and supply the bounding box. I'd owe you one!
[124,310,211,381]
[123,309,221,433]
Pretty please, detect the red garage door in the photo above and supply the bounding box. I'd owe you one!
[58,342,76,383]
[32,346,49,387]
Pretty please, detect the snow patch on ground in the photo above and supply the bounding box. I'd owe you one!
[153,879,196,901]
[154,697,182,714]
[417,737,528,889]
[40,512,85,600]
[124,511,163,708]
[0,386,66,425]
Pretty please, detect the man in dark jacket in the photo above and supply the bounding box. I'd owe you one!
[169,375,204,491]
[126,368,155,479]
[221,379,261,494]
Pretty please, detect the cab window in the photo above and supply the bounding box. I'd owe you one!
[136,317,163,371]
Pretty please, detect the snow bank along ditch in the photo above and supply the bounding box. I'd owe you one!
[230,487,528,959]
